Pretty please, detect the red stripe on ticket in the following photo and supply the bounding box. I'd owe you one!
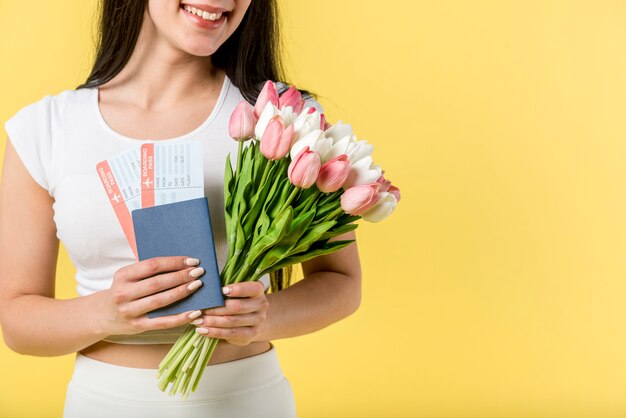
[96,160,139,260]
[141,143,155,208]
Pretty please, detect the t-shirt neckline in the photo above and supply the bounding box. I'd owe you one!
[91,75,231,143]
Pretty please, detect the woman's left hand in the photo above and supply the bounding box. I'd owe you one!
[191,281,269,346]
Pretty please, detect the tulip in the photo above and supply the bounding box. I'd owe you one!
[376,174,392,193]
[361,192,398,222]
[320,113,331,131]
[340,183,380,215]
[279,86,305,114]
[292,107,322,143]
[260,116,295,160]
[344,156,383,189]
[254,80,279,119]
[388,185,401,202]
[288,146,321,189]
[324,122,353,142]
[290,129,333,162]
[316,154,350,193]
[228,101,255,141]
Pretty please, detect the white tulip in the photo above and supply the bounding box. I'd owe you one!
[289,129,333,161]
[255,102,297,140]
[293,107,322,142]
[344,156,382,189]
[361,192,398,223]
[255,101,278,139]
[325,122,353,143]
[278,106,296,127]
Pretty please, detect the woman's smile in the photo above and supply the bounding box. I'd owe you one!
[180,2,229,29]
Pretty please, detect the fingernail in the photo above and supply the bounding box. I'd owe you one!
[222,286,231,295]
[185,257,200,266]
[189,267,205,278]
[188,310,202,320]
[190,318,204,325]
[187,280,203,291]
[195,327,209,335]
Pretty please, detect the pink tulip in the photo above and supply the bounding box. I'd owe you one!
[316,154,351,193]
[254,80,279,118]
[320,113,331,130]
[228,101,255,141]
[288,146,321,189]
[388,185,401,202]
[340,183,380,215]
[279,86,305,114]
[376,174,392,193]
[260,116,295,160]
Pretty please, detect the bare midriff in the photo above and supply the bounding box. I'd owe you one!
[79,340,272,368]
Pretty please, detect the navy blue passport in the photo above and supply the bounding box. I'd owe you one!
[131,197,224,318]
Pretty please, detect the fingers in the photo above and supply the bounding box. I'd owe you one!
[191,313,262,329]
[124,266,205,301]
[133,309,203,332]
[191,282,269,345]
[200,292,267,316]
[195,326,258,344]
[221,281,265,298]
[123,279,204,317]
[115,256,200,283]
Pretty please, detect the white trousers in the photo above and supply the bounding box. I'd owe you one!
[62,347,297,418]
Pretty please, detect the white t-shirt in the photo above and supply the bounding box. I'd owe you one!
[4,76,320,343]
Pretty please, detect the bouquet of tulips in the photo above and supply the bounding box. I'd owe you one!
[157,81,401,398]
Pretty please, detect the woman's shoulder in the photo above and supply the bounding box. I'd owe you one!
[7,87,94,126]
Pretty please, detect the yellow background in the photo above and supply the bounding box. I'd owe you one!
[1,1,626,417]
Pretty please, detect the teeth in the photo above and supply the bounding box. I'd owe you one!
[182,4,223,21]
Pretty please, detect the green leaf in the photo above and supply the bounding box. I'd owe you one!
[260,240,356,275]
[224,154,234,215]
[255,209,316,272]
[289,220,336,255]
[294,191,319,215]
[319,222,359,241]
[246,207,293,262]
[252,208,271,243]
[242,160,279,237]
[313,199,341,221]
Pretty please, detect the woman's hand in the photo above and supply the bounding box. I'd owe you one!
[190,281,269,346]
[100,256,206,336]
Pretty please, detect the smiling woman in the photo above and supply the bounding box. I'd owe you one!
[0,0,361,417]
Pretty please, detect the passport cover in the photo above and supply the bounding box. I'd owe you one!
[131,197,224,318]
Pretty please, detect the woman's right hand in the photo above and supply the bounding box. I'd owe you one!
[99,256,205,336]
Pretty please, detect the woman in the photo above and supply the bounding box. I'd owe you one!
[0,1,361,417]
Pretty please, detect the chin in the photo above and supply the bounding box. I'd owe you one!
[181,41,223,57]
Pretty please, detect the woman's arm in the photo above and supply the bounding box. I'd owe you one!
[0,140,105,355]
[0,140,208,356]
[258,231,361,340]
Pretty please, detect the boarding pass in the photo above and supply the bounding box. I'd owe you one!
[96,142,205,259]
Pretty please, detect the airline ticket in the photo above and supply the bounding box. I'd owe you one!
[96,141,205,259]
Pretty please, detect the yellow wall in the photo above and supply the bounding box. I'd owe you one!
[1,1,626,417]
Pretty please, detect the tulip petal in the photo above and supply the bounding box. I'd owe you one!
[361,192,397,222]
[255,101,278,139]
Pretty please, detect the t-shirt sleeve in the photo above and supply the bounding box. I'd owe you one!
[3,95,53,191]
[304,96,324,114]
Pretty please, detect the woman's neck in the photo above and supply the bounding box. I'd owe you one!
[100,10,223,111]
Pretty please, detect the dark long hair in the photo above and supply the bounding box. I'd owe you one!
[77,0,286,103]
[78,0,296,291]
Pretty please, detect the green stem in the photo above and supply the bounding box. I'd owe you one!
[277,187,300,215]
[259,159,273,189]
[235,140,243,178]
